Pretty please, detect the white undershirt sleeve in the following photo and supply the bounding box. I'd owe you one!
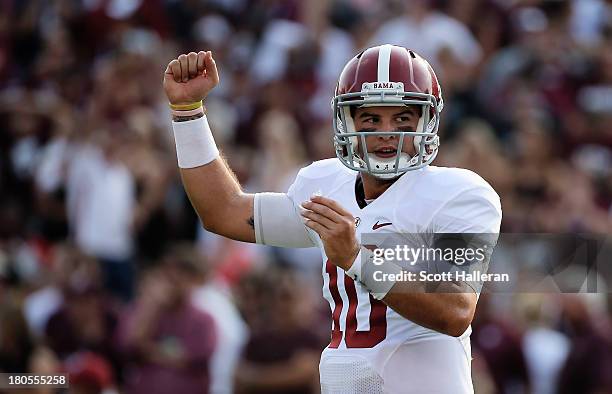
[253,192,317,248]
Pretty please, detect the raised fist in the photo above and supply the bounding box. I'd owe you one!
[163,51,219,105]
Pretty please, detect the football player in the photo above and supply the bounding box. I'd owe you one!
[164,44,502,393]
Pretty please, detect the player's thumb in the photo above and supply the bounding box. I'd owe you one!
[205,51,220,85]
[163,63,177,84]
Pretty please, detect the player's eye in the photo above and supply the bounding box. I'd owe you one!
[396,116,412,123]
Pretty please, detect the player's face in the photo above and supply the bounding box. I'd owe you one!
[353,105,420,159]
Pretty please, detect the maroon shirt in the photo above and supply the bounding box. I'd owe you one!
[118,302,216,394]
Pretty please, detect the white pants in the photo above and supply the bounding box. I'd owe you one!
[319,335,473,394]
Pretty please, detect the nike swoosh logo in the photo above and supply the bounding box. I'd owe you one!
[372,221,392,230]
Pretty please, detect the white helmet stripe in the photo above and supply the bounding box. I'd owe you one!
[377,44,392,82]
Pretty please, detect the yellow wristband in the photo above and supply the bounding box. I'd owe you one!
[169,101,203,111]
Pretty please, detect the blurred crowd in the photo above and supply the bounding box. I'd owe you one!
[1,0,612,393]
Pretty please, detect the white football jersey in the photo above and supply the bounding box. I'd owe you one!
[286,158,502,394]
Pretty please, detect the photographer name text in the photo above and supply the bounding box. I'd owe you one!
[373,270,509,283]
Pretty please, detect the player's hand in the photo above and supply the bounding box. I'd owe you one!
[163,51,219,105]
[301,195,360,271]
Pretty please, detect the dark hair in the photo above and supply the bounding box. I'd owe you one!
[162,243,208,278]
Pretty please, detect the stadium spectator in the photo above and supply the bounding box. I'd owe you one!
[24,243,99,339]
[234,267,324,394]
[117,248,217,394]
[44,273,120,374]
[179,243,250,394]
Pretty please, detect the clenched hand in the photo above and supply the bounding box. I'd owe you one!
[301,195,360,271]
[163,51,219,105]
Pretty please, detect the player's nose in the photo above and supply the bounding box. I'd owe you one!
[376,128,396,140]
[376,119,396,138]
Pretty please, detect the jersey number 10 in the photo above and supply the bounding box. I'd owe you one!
[325,260,387,348]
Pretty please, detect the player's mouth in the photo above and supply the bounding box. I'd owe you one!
[372,146,397,158]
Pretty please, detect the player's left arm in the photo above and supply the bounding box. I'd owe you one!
[382,187,501,337]
[303,188,501,337]
[376,279,478,337]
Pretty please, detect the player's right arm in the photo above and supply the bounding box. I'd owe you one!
[181,156,255,242]
[163,51,256,242]
[164,51,315,248]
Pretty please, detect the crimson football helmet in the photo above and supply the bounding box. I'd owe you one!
[332,44,444,179]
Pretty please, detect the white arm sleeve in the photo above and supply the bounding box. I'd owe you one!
[253,192,317,248]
